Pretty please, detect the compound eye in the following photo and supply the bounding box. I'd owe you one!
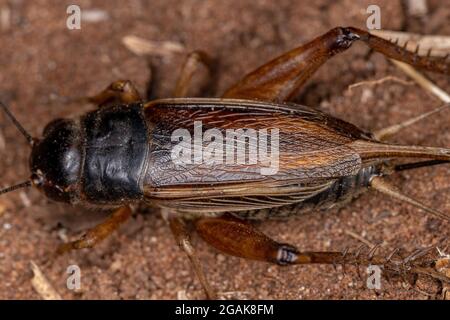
[30,172,45,187]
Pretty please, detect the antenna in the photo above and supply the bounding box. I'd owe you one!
[0,100,34,145]
[0,181,32,195]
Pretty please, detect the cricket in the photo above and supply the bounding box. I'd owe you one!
[0,0,450,302]
[1,25,449,299]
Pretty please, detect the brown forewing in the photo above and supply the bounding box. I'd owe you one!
[141,98,374,212]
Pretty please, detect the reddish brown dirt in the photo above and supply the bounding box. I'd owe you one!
[0,0,449,299]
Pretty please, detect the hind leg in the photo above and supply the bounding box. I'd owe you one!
[223,27,449,103]
[194,214,450,289]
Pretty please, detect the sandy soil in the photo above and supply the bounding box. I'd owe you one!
[0,0,449,299]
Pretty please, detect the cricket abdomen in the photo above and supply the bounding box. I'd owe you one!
[232,164,382,220]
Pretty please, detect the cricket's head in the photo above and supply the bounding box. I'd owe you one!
[29,118,82,203]
[0,101,80,203]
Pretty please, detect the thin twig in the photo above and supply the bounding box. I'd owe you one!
[122,35,185,57]
[347,76,413,92]
[30,261,62,300]
[406,0,428,17]
[345,230,376,248]
[391,60,450,103]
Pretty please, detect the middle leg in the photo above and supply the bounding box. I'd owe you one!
[173,50,212,97]
[167,215,217,299]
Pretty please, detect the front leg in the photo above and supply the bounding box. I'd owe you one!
[56,206,132,255]
[87,80,142,107]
